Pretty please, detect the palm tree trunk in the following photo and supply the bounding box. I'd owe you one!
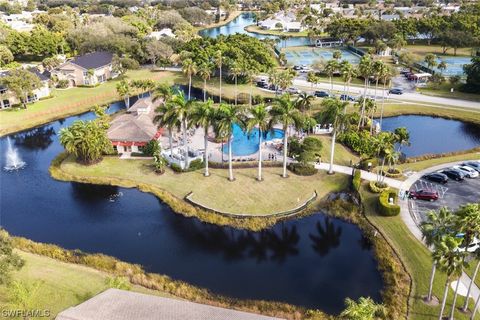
[329,75,333,94]
[204,128,209,176]
[282,126,288,178]
[472,292,480,320]
[183,118,189,168]
[125,96,130,108]
[450,274,462,319]
[463,260,480,311]
[258,130,263,181]
[328,128,336,174]
[250,82,253,106]
[379,81,386,131]
[169,129,173,156]
[358,78,368,129]
[439,277,451,320]
[228,137,233,181]
[219,66,222,103]
[428,262,437,302]
[188,75,192,100]
[234,75,238,106]
[203,79,207,102]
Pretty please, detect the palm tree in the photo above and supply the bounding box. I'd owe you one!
[197,63,212,102]
[421,207,455,303]
[464,248,480,315]
[472,290,480,320]
[320,98,348,174]
[340,296,388,320]
[153,85,177,156]
[332,50,342,61]
[372,132,394,183]
[214,50,223,103]
[246,104,271,181]
[372,60,385,102]
[116,79,132,108]
[182,58,197,100]
[245,67,257,106]
[214,104,244,181]
[340,60,357,98]
[324,59,339,94]
[434,235,466,320]
[424,53,438,71]
[230,62,243,106]
[295,92,315,115]
[168,91,194,168]
[438,61,448,76]
[378,64,392,130]
[190,99,215,176]
[270,94,303,178]
[358,55,373,129]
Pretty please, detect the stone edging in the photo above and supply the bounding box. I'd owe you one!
[184,190,318,219]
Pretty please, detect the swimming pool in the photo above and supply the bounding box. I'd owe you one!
[283,47,360,66]
[222,124,284,156]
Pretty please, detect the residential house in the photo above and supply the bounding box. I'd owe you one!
[107,97,163,154]
[147,28,176,40]
[0,68,51,109]
[259,11,304,32]
[52,51,116,87]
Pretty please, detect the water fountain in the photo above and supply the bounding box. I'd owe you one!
[4,137,26,171]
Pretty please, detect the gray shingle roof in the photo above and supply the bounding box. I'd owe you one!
[55,289,284,320]
[70,51,113,70]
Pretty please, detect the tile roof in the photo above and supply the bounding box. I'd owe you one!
[70,51,113,70]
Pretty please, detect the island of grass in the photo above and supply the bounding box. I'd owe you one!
[244,25,311,37]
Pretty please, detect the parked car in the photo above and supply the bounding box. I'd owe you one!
[340,94,355,101]
[409,189,439,201]
[314,90,330,98]
[286,87,301,94]
[455,236,480,253]
[453,165,479,178]
[463,161,480,172]
[293,65,302,71]
[389,88,403,95]
[440,169,465,181]
[422,172,448,184]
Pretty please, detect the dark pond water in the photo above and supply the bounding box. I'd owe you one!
[199,12,311,47]
[0,98,383,314]
[379,115,480,157]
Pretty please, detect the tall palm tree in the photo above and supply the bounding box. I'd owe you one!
[378,64,392,130]
[230,62,243,106]
[154,100,179,156]
[295,92,315,115]
[270,94,303,178]
[358,55,373,129]
[465,248,480,315]
[320,98,348,174]
[340,60,357,99]
[340,296,388,320]
[246,104,271,181]
[472,289,480,320]
[372,132,394,183]
[168,91,194,168]
[190,99,215,176]
[116,79,132,108]
[245,67,257,106]
[214,50,223,103]
[214,104,244,181]
[421,207,456,303]
[372,60,385,102]
[182,58,197,100]
[324,59,339,94]
[434,235,466,320]
[197,63,212,102]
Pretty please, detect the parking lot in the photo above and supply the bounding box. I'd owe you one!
[409,174,480,224]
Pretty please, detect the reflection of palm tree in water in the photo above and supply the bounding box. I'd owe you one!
[13,127,56,150]
[309,217,342,257]
[247,231,270,263]
[268,224,300,264]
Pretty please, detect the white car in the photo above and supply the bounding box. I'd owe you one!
[456,236,480,253]
[453,165,479,178]
[286,87,301,94]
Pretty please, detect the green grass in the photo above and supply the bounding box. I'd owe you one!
[417,85,480,102]
[244,25,311,37]
[312,134,359,166]
[361,185,480,320]
[403,45,474,57]
[0,251,170,319]
[59,156,349,215]
[396,152,480,172]
[0,69,177,137]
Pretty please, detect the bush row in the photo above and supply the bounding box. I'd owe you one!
[171,159,204,173]
[208,161,283,169]
[352,169,361,192]
[369,181,390,193]
[287,163,318,176]
[378,190,400,216]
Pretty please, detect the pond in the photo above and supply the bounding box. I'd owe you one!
[0,99,383,314]
[379,115,480,157]
[199,12,311,48]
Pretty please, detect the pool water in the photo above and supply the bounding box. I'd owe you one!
[283,48,360,66]
[222,124,284,156]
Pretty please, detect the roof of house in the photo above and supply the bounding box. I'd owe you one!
[29,68,50,81]
[69,51,113,70]
[107,97,160,143]
[55,288,283,320]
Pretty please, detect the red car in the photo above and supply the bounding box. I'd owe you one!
[409,189,439,201]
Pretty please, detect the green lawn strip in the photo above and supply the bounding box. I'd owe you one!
[57,155,349,216]
[417,85,480,103]
[311,134,359,166]
[402,45,473,57]
[0,70,177,137]
[0,251,170,318]
[360,185,480,320]
[396,152,480,172]
[244,25,310,37]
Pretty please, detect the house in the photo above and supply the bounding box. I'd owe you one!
[52,52,115,87]
[259,11,304,32]
[107,97,163,154]
[147,28,176,40]
[315,37,343,48]
[0,68,51,109]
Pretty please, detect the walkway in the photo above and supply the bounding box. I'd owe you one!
[315,160,480,315]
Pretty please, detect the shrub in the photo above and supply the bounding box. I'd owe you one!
[352,169,361,192]
[378,190,400,216]
[287,163,317,176]
[170,163,182,173]
[143,140,160,156]
[130,152,150,157]
[369,181,389,193]
[359,158,378,170]
[56,79,69,88]
[384,168,403,178]
[120,57,140,70]
[187,159,203,171]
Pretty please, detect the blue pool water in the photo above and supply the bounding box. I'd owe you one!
[283,48,361,66]
[222,124,284,156]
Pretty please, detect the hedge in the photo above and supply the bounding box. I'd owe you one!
[378,190,400,216]
[352,169,361,192]
[369,180,390,193]
[287,163,318,176]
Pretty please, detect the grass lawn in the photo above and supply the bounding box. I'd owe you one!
[361,185,480,320]
[396,152,480,173]
[0,69,178,137]
[417,85,480,103]
[0,251,170,319]
[312,134,359,166]
[59,156,350,215]
[403,45,474,57]
[244,25,311,37]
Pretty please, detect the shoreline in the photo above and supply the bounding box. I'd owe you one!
[244,25,310,38]
[196,10,243,34]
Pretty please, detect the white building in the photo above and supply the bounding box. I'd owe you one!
[147,28,176,40]
[259,11,304,32]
